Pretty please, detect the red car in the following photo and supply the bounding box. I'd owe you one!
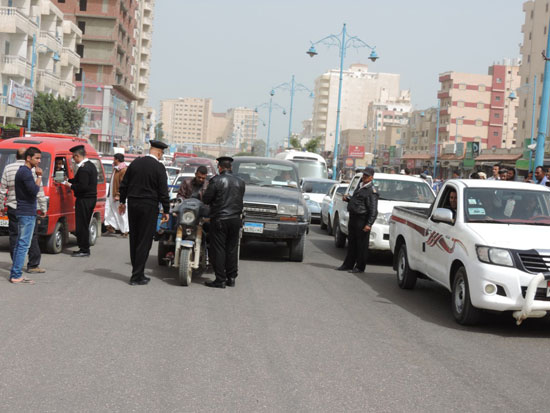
[0,134,107,253]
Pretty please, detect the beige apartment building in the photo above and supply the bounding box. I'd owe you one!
[226,107,258,151]
[437,60,520,152]
[160,97,212,146]
[0,0,81,125]
[402,107,439,153]
[311,63,404,152]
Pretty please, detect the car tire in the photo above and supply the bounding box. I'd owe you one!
[320,215,327,230]
[289,235,305,262]
[45,221,64,254]
[88,217,98,246]
[396,243,417,289]
[451,266,481,325]
[334,217,346,248]
[327,215,333,236]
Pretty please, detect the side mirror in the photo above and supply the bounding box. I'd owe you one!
[432,207,454,224]
[328,168,333,177]
[303,182,313,193]
[303,194,310,201]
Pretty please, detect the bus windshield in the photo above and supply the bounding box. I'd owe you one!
[292,159,328,179]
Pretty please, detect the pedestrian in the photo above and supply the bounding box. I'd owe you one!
[9,147,43,284]
[202,156,245,288]
[470,172,480,179]
[64,145,97,257]
[105,153,129,236]
[488,164,500,180]
[478,171,487,180]
[534,166,548,186]
[404,168,412,175]
[118,141,170,286]
[499,168,508,180]
[507,168,517,182]
[0,148,47,274]
[452,170,461,179]
[177,165,208,200]
[336,167,378,274]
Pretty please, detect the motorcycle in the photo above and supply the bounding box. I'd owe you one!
[157,197,208,286]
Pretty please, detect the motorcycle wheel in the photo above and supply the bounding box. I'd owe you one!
[178,248,193,286]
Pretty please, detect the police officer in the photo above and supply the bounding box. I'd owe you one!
[65,145,97,257]
[118,141,170,286]
[202,156,245,288]
[336,167,378,273]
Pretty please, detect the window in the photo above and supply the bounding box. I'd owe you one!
[77,21,86,34]
[75,69,82,81]
[456,118,463,125]
[495,96,501,102]
[529,32,532,40]
[493,131,499,137]
[496,78,502,83]
[494,113,500,118]
[457,101,465,108]
[479,85,486,92]
[522,120,526,129]
[546,26,548,35]
[79,0,87,11]
[58,0,65,2]
[475,119,483,127]
[459,83,466,90]
[76,44,84,58]
[477,102,484,109]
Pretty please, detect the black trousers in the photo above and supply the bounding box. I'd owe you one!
[210,217,241,283]
[75,197,96,253]
[128,199,158,282]
[342,214,370,272]
[8,207,40,269]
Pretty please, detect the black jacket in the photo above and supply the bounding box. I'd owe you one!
[346,182,378,226]
[69,160,97,199]
[202,170,245,220]
[119,156,170,213]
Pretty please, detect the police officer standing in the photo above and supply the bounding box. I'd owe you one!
[65,145,97,257]
[202,156,245,288]
[336,167,378,273]
[118,141,170,286]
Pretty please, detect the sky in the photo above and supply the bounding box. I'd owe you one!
[149,0,525,149]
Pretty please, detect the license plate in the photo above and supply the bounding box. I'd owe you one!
[243,222,264,234]
[0,217,8,227]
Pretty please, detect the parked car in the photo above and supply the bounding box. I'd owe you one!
[300,178,338,223]
[233,156,309,262]
[389,179,550,325]
[320,183,348,234]
[0,134,107,253]
[168,172,194,200]
[165,166,180,184]
[331,172,435,251]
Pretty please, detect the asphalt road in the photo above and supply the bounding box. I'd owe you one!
[1,226,550,412]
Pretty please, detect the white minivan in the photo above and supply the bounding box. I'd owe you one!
[275,150,329,179]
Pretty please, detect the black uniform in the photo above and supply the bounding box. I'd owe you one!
[119,155,169,283]
[69,160,97,254]
[341,181,378,272]
[202,169,245,284]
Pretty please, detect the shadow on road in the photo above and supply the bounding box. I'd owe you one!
[84,267,129,283]
[239,241,289,262]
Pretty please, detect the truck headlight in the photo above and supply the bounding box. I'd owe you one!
[278,204,297,215]
[181,211,195,225]
[476,246,514,267]
[375,212,392,225]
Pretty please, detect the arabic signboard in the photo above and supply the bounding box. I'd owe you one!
[347,145,365,158]
[8,80,33,112]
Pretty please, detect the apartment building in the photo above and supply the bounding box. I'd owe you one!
[401,107,439,153]
[0,0,81,125]
[160,97,212,146]
[437,60,520,151]
[311,63,404,152]
[226,107,258,152]
[57,0,140,153]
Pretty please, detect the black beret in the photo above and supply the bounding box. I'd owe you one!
[216,156,234,163]
[69,145,85,153]
[149,140,168,150]
[363,167,375,176]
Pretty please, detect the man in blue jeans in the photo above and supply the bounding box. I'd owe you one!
[10,147,43,284]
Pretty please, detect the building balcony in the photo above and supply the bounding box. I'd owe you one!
[59,80,75,98]
[139,75,148,86]
[142,16,153,27]
[1,55,31,79]
[144,1,153,12]
[39,30,62,54]
[140,59,149,70]
[60,47,80,68]
[0,7,38,35]
[140,47,150,58]
[141,30,152,41]
[37,69,60,92]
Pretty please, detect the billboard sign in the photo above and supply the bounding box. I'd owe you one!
[348,145,365,158]
[8,80,34,112]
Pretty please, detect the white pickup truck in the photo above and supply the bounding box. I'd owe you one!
[331,173,435,251]
[389,179,550,325]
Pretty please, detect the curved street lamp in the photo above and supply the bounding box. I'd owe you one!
[256,96,287,157]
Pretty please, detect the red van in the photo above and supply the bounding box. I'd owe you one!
[0,134,107,253]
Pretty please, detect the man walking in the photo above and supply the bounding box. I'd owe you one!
[336,167,378,274]
[10,147,43,284]
[119,141,170,286]
[105,153,129,236]
[488,164,500,180]
[64,145,97,257]
[177,165,208,200]
[0,148,47,274]
[202,156,245,288]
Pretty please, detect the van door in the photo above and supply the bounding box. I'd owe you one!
[53,155,76,230]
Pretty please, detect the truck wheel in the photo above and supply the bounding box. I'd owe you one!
[45,222,64,254]
[178,248,193,286]
[320,216,327,230]
[158,241,169,266]
[88,217,98,246]
[334,217,346,248]
[327,215,333,235]
[396,244,417,289]
[451,266,481,325]
[289,235,305,262]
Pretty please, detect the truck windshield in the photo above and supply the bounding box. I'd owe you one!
[292,160,328,179]
[374,179,435,203]
[464,188,550,225]
[233,161,298,187]
[0,149,51,186]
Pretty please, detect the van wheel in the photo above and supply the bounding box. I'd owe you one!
[46,222,64,254]
[334,217,346,248]
[327,215,333,235]
[396,243,417,289]
[89,217,98,246]
[320,216,327,230]
[451,266,481,325]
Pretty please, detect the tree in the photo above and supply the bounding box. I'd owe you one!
[290,136,301,149]
[251,139,266,156]
[30,93,86,135]
[155,122,165,141]
[305,136,322,153]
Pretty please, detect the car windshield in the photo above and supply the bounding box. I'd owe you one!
[336,186,347,194]
[166,167,180,180]
[464,188,550,225]
[103,163,113,181]
[233,161,298,187]
[373,179,435,203]
[0,149,51,186]
[292,159,328,179]
[305,181,336,194]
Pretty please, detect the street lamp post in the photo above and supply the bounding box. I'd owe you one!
[256,91,286,157]
[433,100,441,179]
[509,75,537,172]
[272,75,314,148]
[306,23,379,180]
[536,19,550,168]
